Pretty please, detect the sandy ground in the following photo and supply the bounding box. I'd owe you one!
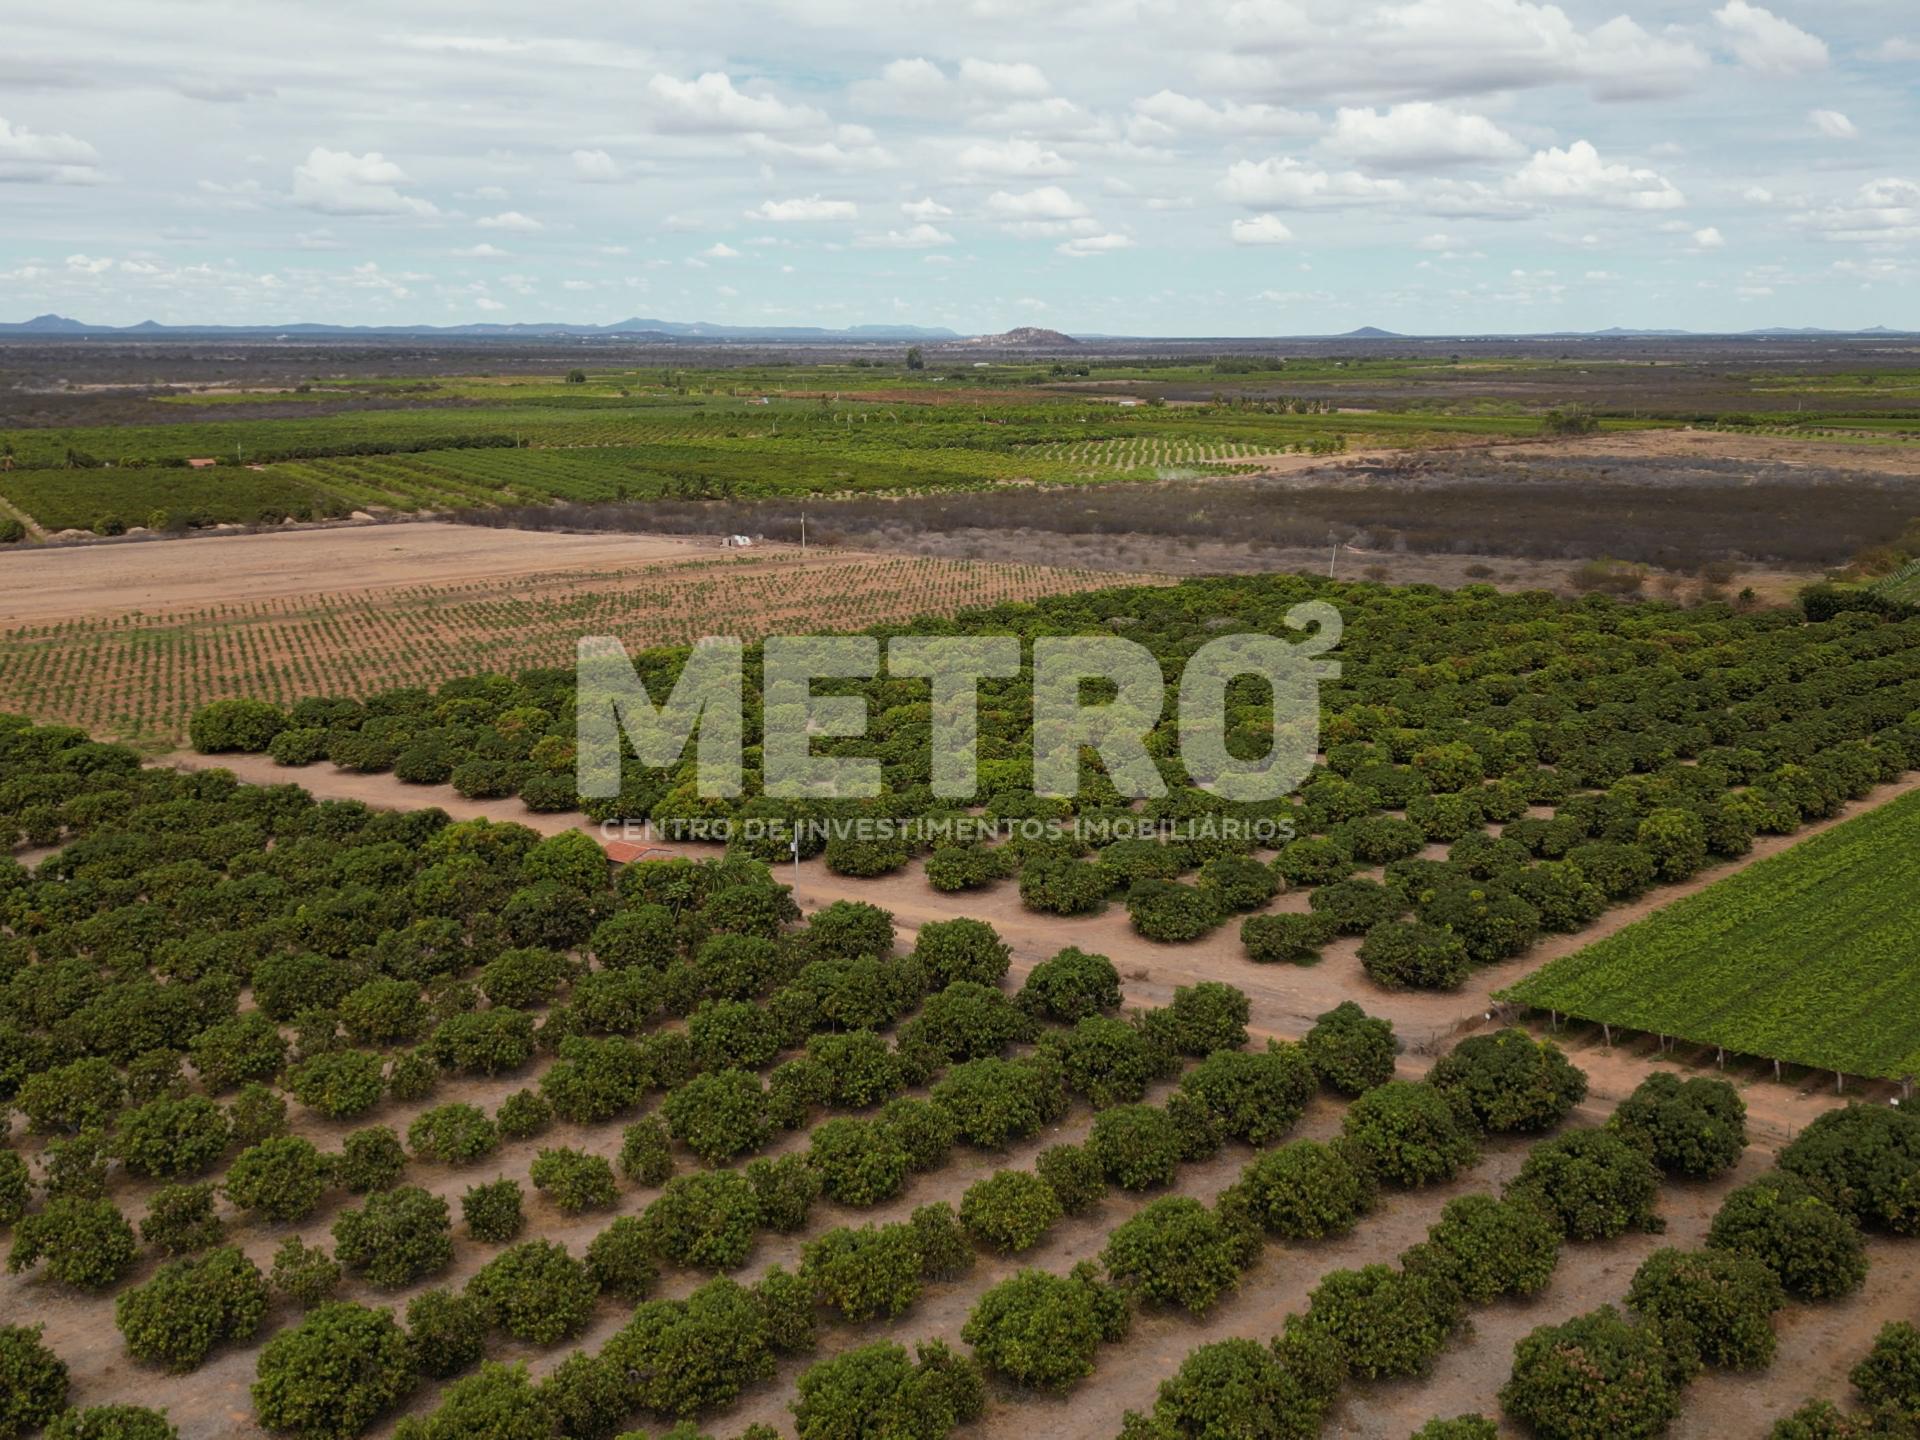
[0,522,748,625]
[1498,426,1920,477]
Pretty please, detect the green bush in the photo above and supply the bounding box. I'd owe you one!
[618,1116,674,1185]
[809,1117,912,1207]
[802,1221,926,1322]
[115,1246,267,1372]
[1358,920,1471,990]
[530,1147,619,1214]
[269,1236,342,1309]
[643,1171,762,1269]
[392,1361,548,1440]
[1126,879,1226,943]
[1164,981,1251,1055]
[1508,1128,1662,1240]
[228,1082,289,1146]
[1036,1143,1107,1213]
[961,1170,1063,1254]
[586,1215,660,1300]
[1410,1420,1497,1440]
[404,1288,488,1380]
[1707,1172,1867,1301]
[688,1000,786,1072]
[1178,1042,1315,1144]
[286,1049,386,1120]
[913,917,1011,987]
[1302,1001,1396,1095]
[1608,1073,1746,1179]
[427,1009,535,1076]
[1088,1104,1184,1191]
[1427,1028,1587,1134]
[1301,1264,1454,1379]
[462,1178,524,1243]
[338,979,427,1046]
[1626,1247,1784,1374]
[332,1186,453,1288]
[930,1057,1059,1148]
[1340,1082,1479,1187]
[1241,911,1336,965]
[251,1302,415,1440]
[792,1340,983,1440]
[190,698,287,754]
[0,1151,25,1229]
[1222,1139,1376,1241]
[334,1126,408,1193]
[1120,1327,1343,1440]
[138,1182,223,1255]
[1500,1306,1682,1440]
[45,1407,181,1440]
[961,1263,1131,1391]
[598,1276,775,1417]
[1418,1193,1560,1303]
[1102,1196,1251,1313]
[407,1103,498,1165]
[190,1013,288,1090]
[745,1154,822,1233]
[1777,1104,1920,1235]
[806,1030,907,1107]
[7,1196,137,1290]
[465,1239,599,1345]
[900,982,1034,1062]
[1851,1321,1920,1435]
[1048,1014,1163,1109]
[0,1325,69,1440]
[1016,946,1121,1021]
[18,1057,124,1134]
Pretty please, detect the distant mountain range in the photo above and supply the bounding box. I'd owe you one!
[0,313,1914,342]
[0,313,960,342]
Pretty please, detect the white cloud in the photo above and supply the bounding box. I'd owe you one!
[1220,157,1406,208]
[1416,232,1463,251]
[1713,1,1828,74]
[957,58,1050,97]
[571,149,621,182]
[648,71,824,132]
[901,197,952,221]
[1323,103,1525,169]
[701,242,741,259]
[477,210,542,231]
[1128,90,1319,142]
[954,138,1072,177]
[0,116,103,184]
[1057,232,1133,257]
[1873,38,1920,62]
[292,147,438,216]
[1230,214,1295,245]
[745,130,895,170]
[1505,141,1684,210]
[452,242,510,259]
[747,195,858,221]
[850,57,949,110]
[474,296,505,311]
[856,223,955,248]
[1794,178,1920,245]
[1809,109,1858,141]
[1690,226,1726,249]
[986,185,1085,220]
[1743,186,1775,204]
[1217,0,1707,103]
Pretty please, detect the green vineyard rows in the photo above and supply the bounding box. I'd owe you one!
[1503,787,1920,1080]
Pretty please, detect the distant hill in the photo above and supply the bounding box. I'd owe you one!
[966,327,1078,346]
[0,313,961,342]
[1337,326,1401,339]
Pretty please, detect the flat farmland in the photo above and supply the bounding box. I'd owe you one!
[1503,787,1920,1080]
[0,524,1159,743]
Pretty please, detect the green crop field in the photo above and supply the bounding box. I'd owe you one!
[1503,787,1920,1080]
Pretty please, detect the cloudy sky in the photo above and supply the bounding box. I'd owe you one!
[2,0,1915,335]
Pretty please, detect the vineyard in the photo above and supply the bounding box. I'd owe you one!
[1502,787,1920,1081]
[0,553,1147,745]
[3,716,1919,1440]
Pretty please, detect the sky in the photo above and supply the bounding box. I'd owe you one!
[1,0,1916,336]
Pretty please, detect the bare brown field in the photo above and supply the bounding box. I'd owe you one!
[0,532,1164,742]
